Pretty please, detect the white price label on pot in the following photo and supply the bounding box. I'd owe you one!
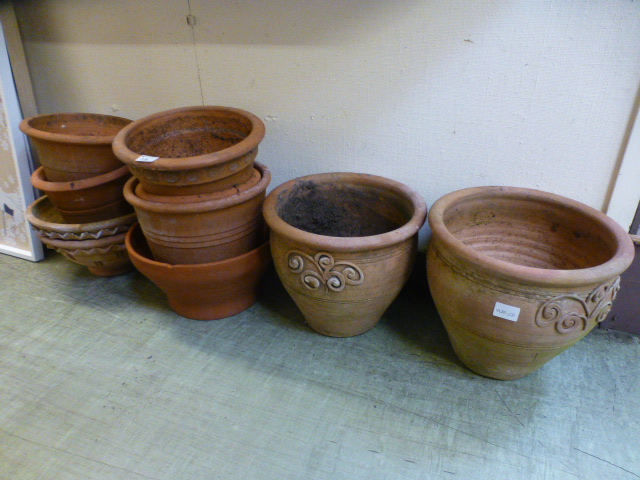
[136,155,159,163]
[493,302,520,322]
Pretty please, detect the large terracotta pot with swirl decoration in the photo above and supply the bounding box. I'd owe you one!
[427,186,635,380]
[263,172,427,337]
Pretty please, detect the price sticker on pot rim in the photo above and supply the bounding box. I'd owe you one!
[136,155,159,163]
[493,302,520,322]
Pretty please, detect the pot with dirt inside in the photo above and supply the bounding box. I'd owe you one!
[263,172,427,337]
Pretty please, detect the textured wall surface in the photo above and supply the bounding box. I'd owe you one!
[14,1,640,245]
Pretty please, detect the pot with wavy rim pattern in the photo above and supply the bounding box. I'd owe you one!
[263,172,427,337]
[25,195,137,241]
[427,186,635,380]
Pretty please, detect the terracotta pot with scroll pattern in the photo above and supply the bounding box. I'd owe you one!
[263,172,428,337]
[427,186,635,380]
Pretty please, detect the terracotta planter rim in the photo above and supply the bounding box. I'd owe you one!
[428,186,635,288]
[26,195,137,234]
[263,172,428,253]
[31,165,130,192]
[112,105,266,171]
[19,112,131,145]
[126,223,269,271]
[123,162,270,214]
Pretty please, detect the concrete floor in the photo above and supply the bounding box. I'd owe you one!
[1,250,639,480]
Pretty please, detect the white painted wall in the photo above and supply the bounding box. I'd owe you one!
[14,1,640,245]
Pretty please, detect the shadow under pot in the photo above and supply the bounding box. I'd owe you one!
[263,172,428,337]
[126,223,272,320]
[31,165,133,224]
[123,162,270,265]
[19,112,131,182]
[427,186,635,380]
[25,195,136,276]
[112,105,265,196]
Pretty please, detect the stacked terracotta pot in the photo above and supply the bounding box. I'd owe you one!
[21,113,136,276]
[113,106,272,320]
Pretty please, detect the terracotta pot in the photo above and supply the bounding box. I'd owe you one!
[31,165,133,224]
[134,166,261,204]
[263,172,428,337]
[112,106,265,196]
[25,195,135,276]
[25,195,137,241]
[126,223,271,320]
[427,186,635,380]
[123,163,270,264]
[19,112,131,182]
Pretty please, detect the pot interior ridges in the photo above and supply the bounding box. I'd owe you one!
[428,186,634,288]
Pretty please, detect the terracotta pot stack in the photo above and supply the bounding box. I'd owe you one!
[113,106,272,320]
[21,113,136,276]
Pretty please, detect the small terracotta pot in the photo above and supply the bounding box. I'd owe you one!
[123,163,270,264]
[263,172,428,337]
[19,112,131,182]
[26,196,135,276]
[112,106,265,196]
[126,223,271,320]
[31,165,133,224]
[427,186,635,380]
[26,195,137,241]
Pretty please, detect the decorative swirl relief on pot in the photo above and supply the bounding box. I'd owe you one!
[287,250,364,292]
[535,277,621,334]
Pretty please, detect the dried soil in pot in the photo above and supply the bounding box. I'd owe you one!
[264,172,428,337]
[427,186,635,380]
[19,112,131,181]
[112,106,265,196]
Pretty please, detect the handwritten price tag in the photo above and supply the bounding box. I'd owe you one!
[493,302,520,322]
[136,155,159,163]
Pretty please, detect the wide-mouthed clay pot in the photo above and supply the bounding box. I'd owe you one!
[19,112,131,182]
[123,163,270,264]
[427,186,635,380]
[26,196,135,276]
[263,172,428,337]
[112,106,265,196]
[31,165,133,224]
[25,195,137,241]
[126,223,271,320]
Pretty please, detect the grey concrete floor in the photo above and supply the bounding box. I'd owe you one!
[1,250,639,480]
